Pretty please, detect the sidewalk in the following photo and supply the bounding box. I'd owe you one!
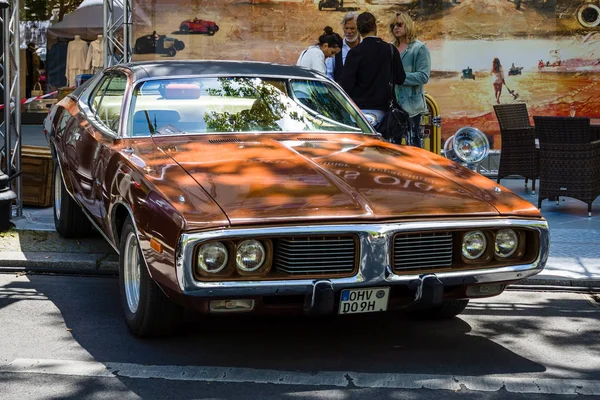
[1,178,599,287]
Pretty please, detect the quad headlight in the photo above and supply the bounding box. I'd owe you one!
[495,229,519,258]
[197,242,228,273]
[462,231,487,260]
[236,240,266,272]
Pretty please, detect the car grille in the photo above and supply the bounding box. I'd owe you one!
[393,232,453,272]
[273,236,356,276]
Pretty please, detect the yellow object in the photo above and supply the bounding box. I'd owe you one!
[424,93,442,154]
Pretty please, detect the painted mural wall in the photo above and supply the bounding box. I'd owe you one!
[130,0,600,149]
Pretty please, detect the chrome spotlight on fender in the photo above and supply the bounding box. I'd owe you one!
[443,126,490,169]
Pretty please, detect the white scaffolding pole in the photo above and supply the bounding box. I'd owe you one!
[104,0,132,67]
[1,0,22,217]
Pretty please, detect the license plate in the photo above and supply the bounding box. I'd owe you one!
[338,287,390,315]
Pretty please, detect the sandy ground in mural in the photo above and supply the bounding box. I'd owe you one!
[427,71,600,146]
[131,0,600,148]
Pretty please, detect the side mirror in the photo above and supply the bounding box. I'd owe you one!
[362,112,378,127]
[443,126,489,169]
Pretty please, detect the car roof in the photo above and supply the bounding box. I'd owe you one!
[113,60,326,82]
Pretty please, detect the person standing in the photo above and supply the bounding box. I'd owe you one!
[325,12,361,84]
[390,11,431,148]
[342,12,406,126]
[491,57,505,104]
[297,26,342,75]
[25,42,41,99]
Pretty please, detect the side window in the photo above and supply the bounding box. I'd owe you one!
[89,73,127,132]
[56,109,72,136]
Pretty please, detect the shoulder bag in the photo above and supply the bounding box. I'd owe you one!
[378,43,410,144]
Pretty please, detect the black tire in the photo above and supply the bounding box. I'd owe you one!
[119,216,183,337]
[213,25,219,32]
[180,24,190,34]
[208,29,215,36]
[174,40,185,51]
[318,2,323,11]
[53,162,93,238]
[419,299,469,319]
[167,47,176,57]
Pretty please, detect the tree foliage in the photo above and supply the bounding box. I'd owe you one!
[21,0,84,22]
[204,78,300,133]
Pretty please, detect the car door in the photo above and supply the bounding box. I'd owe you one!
[61,72,126,225]
[87,72,128,227]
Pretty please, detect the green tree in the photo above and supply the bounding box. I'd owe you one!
[22,0,84,22]
[204,78,298,133]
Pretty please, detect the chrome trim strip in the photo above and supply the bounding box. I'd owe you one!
[176,218,549,296]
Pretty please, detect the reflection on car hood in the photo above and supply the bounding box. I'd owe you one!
[151,134,540,225]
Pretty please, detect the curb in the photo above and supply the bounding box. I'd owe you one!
[520,277,600,288]
[0,252,119,275]
[1,257,599,289]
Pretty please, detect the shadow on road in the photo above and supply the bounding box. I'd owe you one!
[0,274,551,378]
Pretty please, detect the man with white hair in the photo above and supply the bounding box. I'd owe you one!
[326,11,361,83]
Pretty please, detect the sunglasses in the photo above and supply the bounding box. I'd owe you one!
[390,22,404,29]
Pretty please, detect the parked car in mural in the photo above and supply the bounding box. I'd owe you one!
[134,33,185,57]
[44,61,549,337]
[179,17,219,35]
[461,67,475,80]
[317,0,358,11]
[508,65,523,76]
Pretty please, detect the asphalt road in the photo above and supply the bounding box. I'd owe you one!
[1,273,599,399]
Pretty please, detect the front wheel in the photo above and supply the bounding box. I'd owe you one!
[53,162,93,238]
[119,216,183,337]
[180,24,190,34]
[174,40,185,51]
[166,47,176,57]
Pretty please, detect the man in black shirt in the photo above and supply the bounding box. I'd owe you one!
[342,12,406,126]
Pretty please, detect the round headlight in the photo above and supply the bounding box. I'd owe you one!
[495,229,519,258]
[462,231,487,260]
[236,240,266,272]
[197,242,228,273]
[363,112,378,127]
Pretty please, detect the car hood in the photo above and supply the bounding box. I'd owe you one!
[151,134,540,225]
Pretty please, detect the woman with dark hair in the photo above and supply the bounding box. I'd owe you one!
[297,26,343,74]
[491,57,505,104]
[390,11,431,148]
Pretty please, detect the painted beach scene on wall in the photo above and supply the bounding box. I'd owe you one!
[131,0,600,148]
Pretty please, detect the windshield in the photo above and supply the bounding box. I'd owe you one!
[128,77,372,136]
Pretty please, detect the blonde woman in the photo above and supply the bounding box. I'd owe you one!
[390,11,431,147]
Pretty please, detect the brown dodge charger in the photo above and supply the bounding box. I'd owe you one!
[44,61,549,337]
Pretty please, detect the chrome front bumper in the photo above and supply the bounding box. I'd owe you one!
[176,218,550,298]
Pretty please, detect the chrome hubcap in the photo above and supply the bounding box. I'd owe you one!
[123,232,141,313]
[54,168,62,220]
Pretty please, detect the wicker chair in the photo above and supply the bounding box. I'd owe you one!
[533,116,600,216]
[493,104,540,193]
